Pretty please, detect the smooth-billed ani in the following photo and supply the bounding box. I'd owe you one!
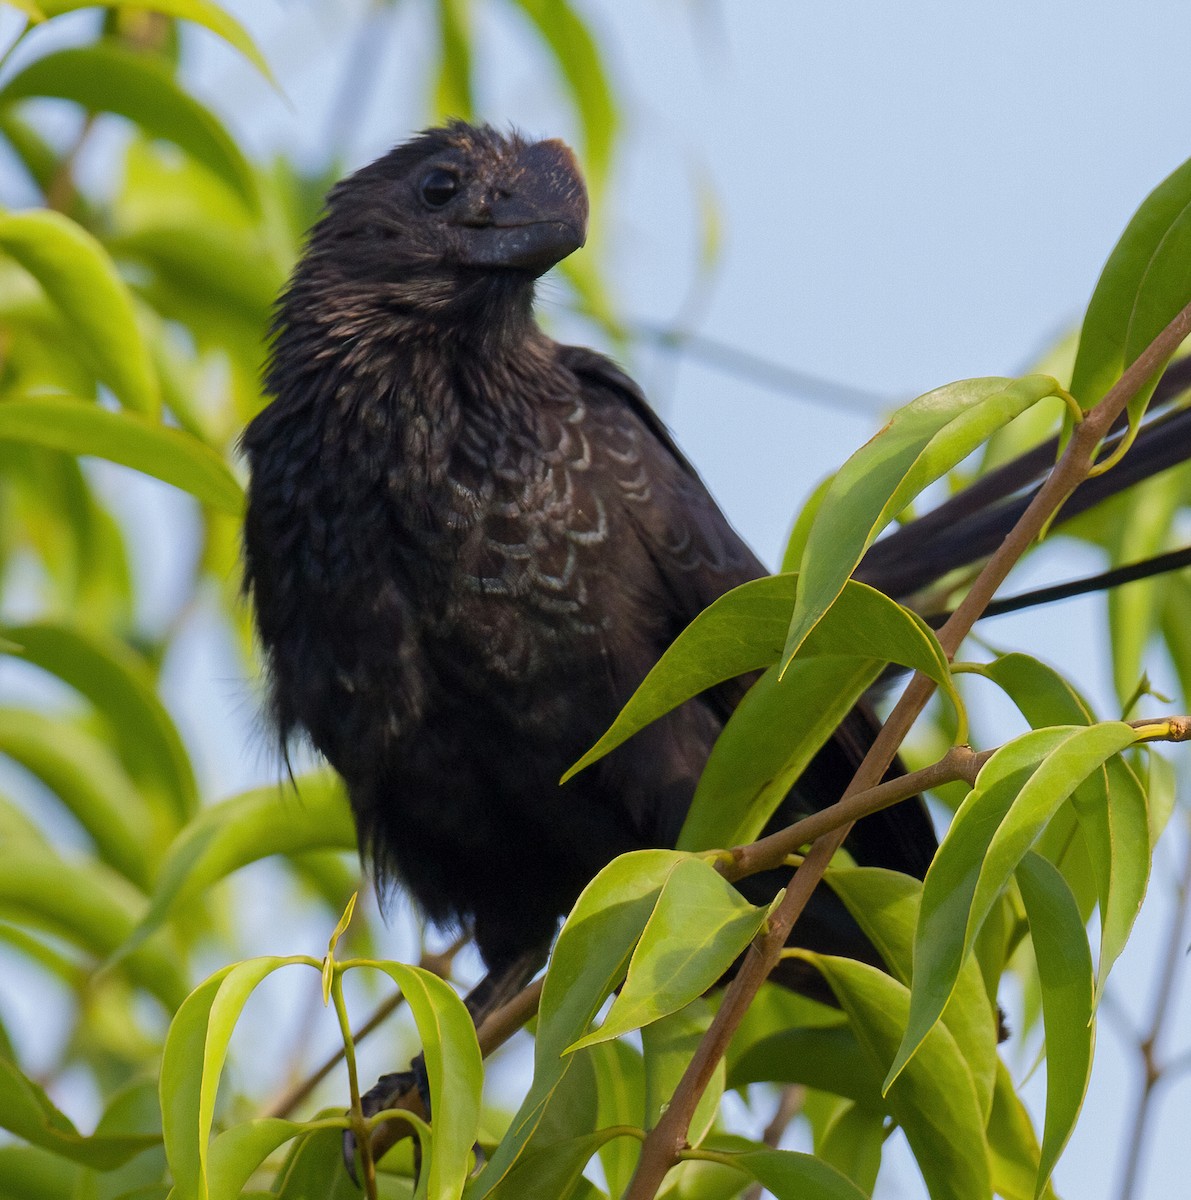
[242,122,1191,1090]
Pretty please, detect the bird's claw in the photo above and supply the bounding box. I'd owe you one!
[341,1058,431,1186]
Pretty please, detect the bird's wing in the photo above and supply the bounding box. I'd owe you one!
[562,344,938,879]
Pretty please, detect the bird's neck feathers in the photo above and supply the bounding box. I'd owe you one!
[259,267,561,495]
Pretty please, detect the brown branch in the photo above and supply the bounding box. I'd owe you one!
[725,743,989,882]
[623,299,1191,1200]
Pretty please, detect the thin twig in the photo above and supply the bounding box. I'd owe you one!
[725,744,989,882]
[622,298,1191,1200]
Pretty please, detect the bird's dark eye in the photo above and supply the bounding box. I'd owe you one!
[420,168,460,208]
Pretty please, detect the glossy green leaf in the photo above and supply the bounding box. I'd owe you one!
[975,652,1149,991]
[564,573,799,780]
[729,1022,882,1108]
[1091,757,1151,996]
[0,1056,159,1169]
[350,963,482,1200]
[0,210,158,414]
[1070,153,1191,414]
[684,582,961,851]
[473,850,680,1196]
[270,1123,388,1199]
[0,1144,79,1200]
[781,473,833,573]
[0,43,257,208]
[0,396,243,513]
[816,1102,883,1195]
[783,374,1061,667]
[728,1147,870,1200]
[0,843,187,1008]
[485,1128,625,1200]
[800,952,992,1200]
[161,957,316,1200]
[4,621,198,824]
[122,773,353,958]
[828,867,998,1122]
[0,707,152,888]
[987,1061,1056,1200]
[38,0,273,81]
[569,859,764,1049]
[891,722,1136,1089]
[205,1119,309,1200]
[509,0,617,189]
[589,1039,644,1197]
[1015,852,1095,1196]
[640,1003,723,1148]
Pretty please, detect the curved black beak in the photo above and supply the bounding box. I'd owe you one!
[454,139,589,276]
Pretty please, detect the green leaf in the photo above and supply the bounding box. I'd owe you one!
[891,722,1136,1089]
[729,1022,883,1108]
[0,43,257,208]
[37,0,274,81]
[827,867,998,1122]
[686,587,959,851]
[974,652,1150,991]
[120,774,354,959]
[568,575,960,845]
[784,374,1061,667]
[483,1129,625,1200]
[799,953,992,1200]
[271,1123,390,1199]
[161,958,316,1200]
[206,1119,309,1200]
[473,850,681,1197]
[568,859,765,1050]
[816,1102,884,1195]
[0,1144,80,1200]
[0,210,158,414]
[433,0,473,118]
[589,1039,644,1196]
[3,621,198,824]
[728,1147,870,1200]
[1070,153,1191,414]
[987,1060,1056,1200]
[1015,852,1095,1197]
[640,1003,723,1148]
[0,707,152,888]
[0,1057,159,1169]
[353,963,481,1200]
[0,396,243,514]
[564,573,800,781]
[0,842,188,1008]
[508,0,617,190]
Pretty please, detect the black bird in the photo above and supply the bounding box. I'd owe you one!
[241,122,1190,1112]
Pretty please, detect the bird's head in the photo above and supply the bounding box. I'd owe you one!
[298,122,588,319]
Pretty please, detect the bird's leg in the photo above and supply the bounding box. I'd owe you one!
[344,942,549,1183]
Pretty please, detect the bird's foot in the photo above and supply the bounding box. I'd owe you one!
[342,1056,431,1185]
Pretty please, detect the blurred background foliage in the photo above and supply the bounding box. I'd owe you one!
[0,3,1187,1199]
